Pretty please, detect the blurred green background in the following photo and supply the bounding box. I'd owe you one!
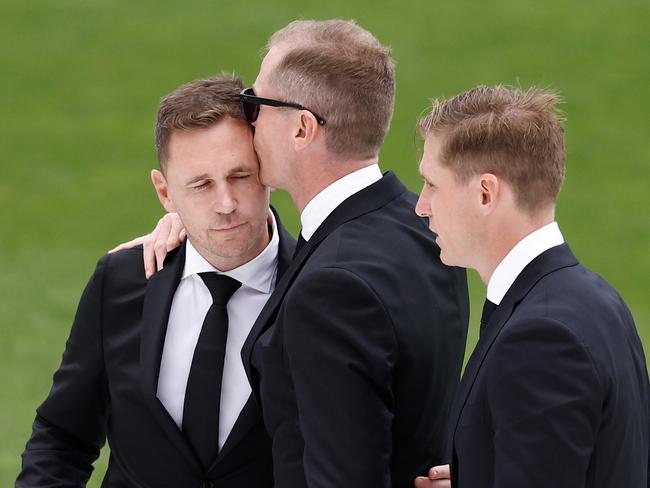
[2,0,648,485]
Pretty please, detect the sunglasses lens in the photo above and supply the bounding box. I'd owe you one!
[240,88,259,124]
[243,100,259,123]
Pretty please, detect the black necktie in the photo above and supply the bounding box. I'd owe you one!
[294,233,307,258]
[182,273,241,469]
[480,299,498,334]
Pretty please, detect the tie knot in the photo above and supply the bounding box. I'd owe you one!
[199,273,241,305]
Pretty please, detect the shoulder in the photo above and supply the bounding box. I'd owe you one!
[101,245,144,266]
[314,202,435,266]
[91,245,148,293]
[517,263,633,344]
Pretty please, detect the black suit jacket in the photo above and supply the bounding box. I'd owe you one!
[242,172,470,487]
[17,215,295,488]
[449,243,650,488]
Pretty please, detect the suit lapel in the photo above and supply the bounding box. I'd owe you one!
[140,243,185,393]
[139,242,202,472]
[241,172,407,392]
[449,244,579,444]
[208,395,260,470]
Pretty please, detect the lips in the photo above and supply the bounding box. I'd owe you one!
[213,222,246,232]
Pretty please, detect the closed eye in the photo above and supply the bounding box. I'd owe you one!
[189,181,210,190]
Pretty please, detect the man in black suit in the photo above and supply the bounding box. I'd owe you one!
[414,86,649,488]
[16,75,295,487]
[237,19,469,487]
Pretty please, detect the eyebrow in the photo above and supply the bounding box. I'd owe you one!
[185,174,210,185]
[418,170,436,187]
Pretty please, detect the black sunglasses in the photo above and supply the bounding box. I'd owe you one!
[239,87,326,126]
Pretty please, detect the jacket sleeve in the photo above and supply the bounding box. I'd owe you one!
[487,317,603,488]
[16,255,110,487]
[283,266,398,488]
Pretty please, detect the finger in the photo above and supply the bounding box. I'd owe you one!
[143,222,162,279]
[414,477,450,488]
[414,476,432,488]
[154,240,168,272]
[142,234,156,279]
[165,233,181,253]
[108,236,145,254]
[165,216,186,251]
[151,216,173,272]
[429,465,450,480]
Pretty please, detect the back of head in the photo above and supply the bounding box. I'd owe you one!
[155,73,245,171]
[267,19,395,160]
[418,85,566,215]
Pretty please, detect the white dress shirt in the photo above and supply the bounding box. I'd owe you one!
[487,222,565,305]
[300,163,383,240]
[156,211,279,450]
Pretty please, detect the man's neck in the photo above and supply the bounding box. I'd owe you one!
[478,209,556,284]
[290,157,379,213]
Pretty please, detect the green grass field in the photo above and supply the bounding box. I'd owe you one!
[2,0,648,485]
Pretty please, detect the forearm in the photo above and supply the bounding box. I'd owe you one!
[17,415,103,487]
[17,256,110,487]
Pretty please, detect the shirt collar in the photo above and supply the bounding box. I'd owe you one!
[487,222,564,305]
[300,163,382,240]
[182,209,279,293]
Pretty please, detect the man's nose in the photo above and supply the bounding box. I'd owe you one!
[214,189,237,214]
[415,193,430,218]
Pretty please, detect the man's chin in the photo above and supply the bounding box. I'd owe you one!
[438,249,455,267]
[258,171,274,189]
[259,166,284,191]
[207,235,261,263]
[207,242,248,261]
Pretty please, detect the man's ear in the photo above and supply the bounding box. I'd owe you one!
[294,111,319,151]
[151,169,176,213]
[478,173,500,215]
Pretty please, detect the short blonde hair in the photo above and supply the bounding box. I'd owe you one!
[418,85,566,213]
[267,19,395,159]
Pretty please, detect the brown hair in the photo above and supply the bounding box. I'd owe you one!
[266,19,395,160]
[155,73,245,170]
[418,85,566,213]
